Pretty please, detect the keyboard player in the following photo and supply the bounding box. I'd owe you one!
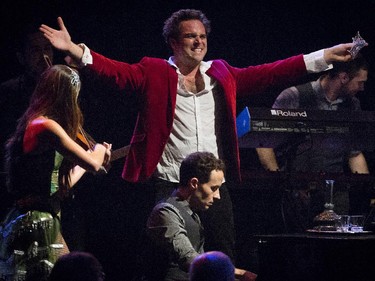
[256,55,370,231]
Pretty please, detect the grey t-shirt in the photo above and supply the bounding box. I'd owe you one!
[273,79,361,173]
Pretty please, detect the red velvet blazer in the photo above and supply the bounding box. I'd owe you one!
[88,51,307,182]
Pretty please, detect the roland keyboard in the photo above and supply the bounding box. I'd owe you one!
[237,107,375,150]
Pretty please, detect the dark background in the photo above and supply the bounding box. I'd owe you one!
[1,1,375,280]
[1,0,375,106]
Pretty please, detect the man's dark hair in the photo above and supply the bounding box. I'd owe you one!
[162,9,211,44]
[13,22,40,52]
[179,152,225,186]
[328,54,369,79]
[48,251,104,281]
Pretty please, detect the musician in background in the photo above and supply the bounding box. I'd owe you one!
[0,23,55,219]
[0,23,54,168]
[256,55,369,230]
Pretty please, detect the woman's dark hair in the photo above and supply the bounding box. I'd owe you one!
[5,65,83,194]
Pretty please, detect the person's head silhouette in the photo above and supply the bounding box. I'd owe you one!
[48,251,105,281]
[189,251,235,281]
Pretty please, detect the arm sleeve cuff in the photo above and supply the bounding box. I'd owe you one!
[303,49,332,73]
[64,43,93,67]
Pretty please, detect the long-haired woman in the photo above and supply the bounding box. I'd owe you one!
[0,64,111,281]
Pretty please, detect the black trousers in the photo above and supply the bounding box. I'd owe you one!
[151,178,236,262]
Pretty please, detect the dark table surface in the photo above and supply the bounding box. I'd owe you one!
[255,231,375,281]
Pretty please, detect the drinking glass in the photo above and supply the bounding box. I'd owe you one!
[350,215,365,232]
[338,215,350,232]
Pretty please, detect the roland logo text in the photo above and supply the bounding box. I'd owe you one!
[270,109,307,117]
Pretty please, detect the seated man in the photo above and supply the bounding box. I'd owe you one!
[141,152,256,281]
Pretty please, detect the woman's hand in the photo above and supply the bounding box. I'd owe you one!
[102,142,112,170]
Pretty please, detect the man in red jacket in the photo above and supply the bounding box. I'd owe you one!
[40,9,362,264]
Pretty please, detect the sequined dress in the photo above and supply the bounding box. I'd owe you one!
[0,138,69,281]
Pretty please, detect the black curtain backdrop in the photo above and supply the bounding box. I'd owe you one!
[1,0,374,109]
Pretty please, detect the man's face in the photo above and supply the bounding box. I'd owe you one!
[21,32,54,79]
[171,19,207,68]
[343,69,368,97]
[190,169,223,211]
